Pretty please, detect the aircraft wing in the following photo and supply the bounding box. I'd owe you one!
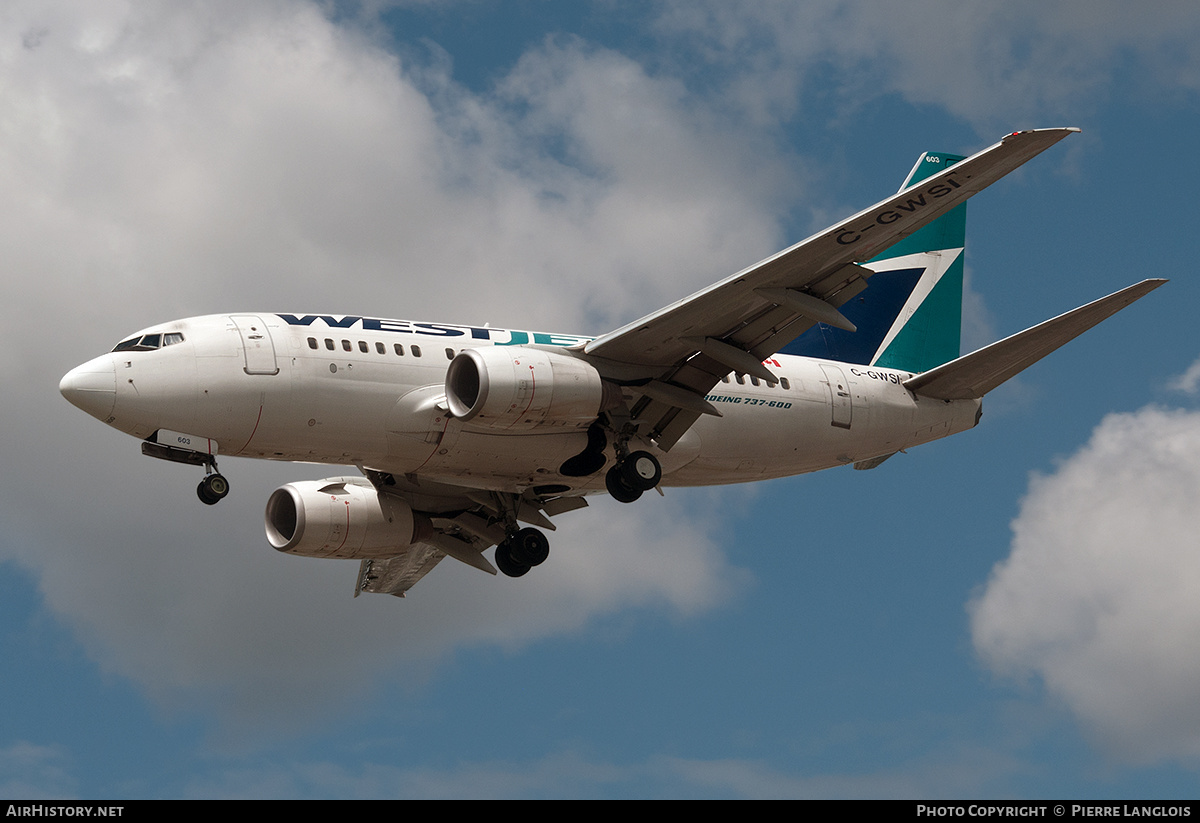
[582,128,1079,448]
[352,525,500,598]
[353,468,589,596]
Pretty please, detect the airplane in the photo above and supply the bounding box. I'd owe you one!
[59,128,1163,598]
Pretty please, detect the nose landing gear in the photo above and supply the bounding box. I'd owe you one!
[140,432,230,505]
[197,469,230,505]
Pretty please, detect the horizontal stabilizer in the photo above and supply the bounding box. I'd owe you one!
[903,279,1165,400]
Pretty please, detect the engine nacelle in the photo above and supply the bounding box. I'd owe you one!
[265,477,431,560]
[445,346,613,431]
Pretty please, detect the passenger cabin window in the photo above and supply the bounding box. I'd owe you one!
[324,338,334,350]
[394,344,405,356]
[358,340,368,353]
[411,345,422,357]
[445,348,455,360]
[734,374,745,385]
[342,340,352,352]
[376,342,385,354]
[307,337,318,349]
[780,378,791,390]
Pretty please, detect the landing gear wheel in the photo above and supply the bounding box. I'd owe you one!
[197,473,230,506]
[509,527,550,567]
[495,541,531,578]
[620,451,662,491]
[197,481,218,505]
[605,466,642,503]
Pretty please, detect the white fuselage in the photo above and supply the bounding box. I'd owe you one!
[63,313,981,496]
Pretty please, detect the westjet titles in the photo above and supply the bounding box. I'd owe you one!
[277,314,591,348]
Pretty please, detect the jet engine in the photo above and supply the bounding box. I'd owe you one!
[265,478,431,559]
[444,346,618,431]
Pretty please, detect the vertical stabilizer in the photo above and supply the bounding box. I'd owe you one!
[781,151,966,373]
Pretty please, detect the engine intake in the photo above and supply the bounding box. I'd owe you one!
[265,478,431,559]
[445,346,614,431]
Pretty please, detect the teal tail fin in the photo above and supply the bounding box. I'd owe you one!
[780,151,966,373]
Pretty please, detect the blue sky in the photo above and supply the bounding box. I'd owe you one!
[3,0,1200,799]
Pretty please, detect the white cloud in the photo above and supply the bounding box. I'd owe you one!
[653,0,1200,129]
[1,1,768,733]
[1169,357,1200,394]
[971,405,1200,764]
[0,2,789,345]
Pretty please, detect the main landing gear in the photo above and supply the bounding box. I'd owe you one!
[561,417,664,504]
[494,527,550,578]
[605,450,662,504]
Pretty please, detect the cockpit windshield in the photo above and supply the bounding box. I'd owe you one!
[112,332,184,352]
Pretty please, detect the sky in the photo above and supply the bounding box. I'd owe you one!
[2,0,1200,799]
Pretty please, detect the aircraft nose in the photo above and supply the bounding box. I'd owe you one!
[60,355,116,421]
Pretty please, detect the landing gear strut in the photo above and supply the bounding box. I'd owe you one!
[495,527,550,578]
[605,450,661,503]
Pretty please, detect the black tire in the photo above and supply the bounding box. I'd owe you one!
[197,479,219,506]
[510,527,550,567]
[620,451,661,491]
[605,466,642,503]
[198,473,230,504]
[495,541,531,578]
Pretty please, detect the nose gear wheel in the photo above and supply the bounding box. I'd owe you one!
[197,473,230,505]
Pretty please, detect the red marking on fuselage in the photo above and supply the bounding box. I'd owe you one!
[508,362,537,428]
[235,404,265,455]
[333,498,351,554]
